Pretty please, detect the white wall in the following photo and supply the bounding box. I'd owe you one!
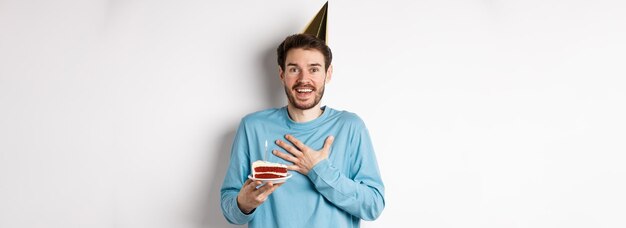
[1,1,625,227]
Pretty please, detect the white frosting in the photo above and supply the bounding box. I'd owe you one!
[252,160,287,168]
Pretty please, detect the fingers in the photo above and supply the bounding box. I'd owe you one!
[275,134,335,159]
[258,181,274,193]
[243,178,254,189]
[257,181,282,198]
[243,179,262,191]
[273,149,298,163]
[275,139,304,157]
[286,165,300,171]
[272,150,299,171]
[285,134,307,151]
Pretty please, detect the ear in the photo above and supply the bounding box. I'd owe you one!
[278,66,285,81]
[325,65,333,83]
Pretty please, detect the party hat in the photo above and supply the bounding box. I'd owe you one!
[302,2,328,43]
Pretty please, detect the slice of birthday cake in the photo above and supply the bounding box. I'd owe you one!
[252,160,288,179]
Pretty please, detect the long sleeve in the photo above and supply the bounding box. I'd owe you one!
[220,107,385,227]
[220,121,255,224]
[306,122,385,221]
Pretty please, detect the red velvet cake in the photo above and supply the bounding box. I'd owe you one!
[252,161,288,179]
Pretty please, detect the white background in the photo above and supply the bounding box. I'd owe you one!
[1,0,625,227]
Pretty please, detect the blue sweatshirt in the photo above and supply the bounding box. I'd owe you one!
[220,106,385,228]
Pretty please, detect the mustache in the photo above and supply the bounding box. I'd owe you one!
[292,83,316,91]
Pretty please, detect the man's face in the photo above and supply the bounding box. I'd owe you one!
[279,48,332,110]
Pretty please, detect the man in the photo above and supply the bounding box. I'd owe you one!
[220,34,385,228]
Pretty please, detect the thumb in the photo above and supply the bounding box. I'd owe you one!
[322,135,334,155]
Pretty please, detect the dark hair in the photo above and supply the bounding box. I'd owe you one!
[276,34,333,71]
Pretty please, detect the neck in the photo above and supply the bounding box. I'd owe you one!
[287,104,323,123]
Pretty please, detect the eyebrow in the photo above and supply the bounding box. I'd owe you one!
[286,63,322,67]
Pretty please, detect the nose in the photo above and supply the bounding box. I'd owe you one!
[296,70,311,82]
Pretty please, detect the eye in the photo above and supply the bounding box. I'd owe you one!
[310,68,319,73]
[289,67,299,73]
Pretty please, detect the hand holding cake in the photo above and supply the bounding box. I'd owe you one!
[236,178,282,214]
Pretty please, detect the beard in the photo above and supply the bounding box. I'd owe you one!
[284,82,326,110]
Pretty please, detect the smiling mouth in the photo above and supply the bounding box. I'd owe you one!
[296,88,313,93]
[294,84,315,95]
[293,87,315,100]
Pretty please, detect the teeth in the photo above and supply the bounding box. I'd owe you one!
[297,89,313,93]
